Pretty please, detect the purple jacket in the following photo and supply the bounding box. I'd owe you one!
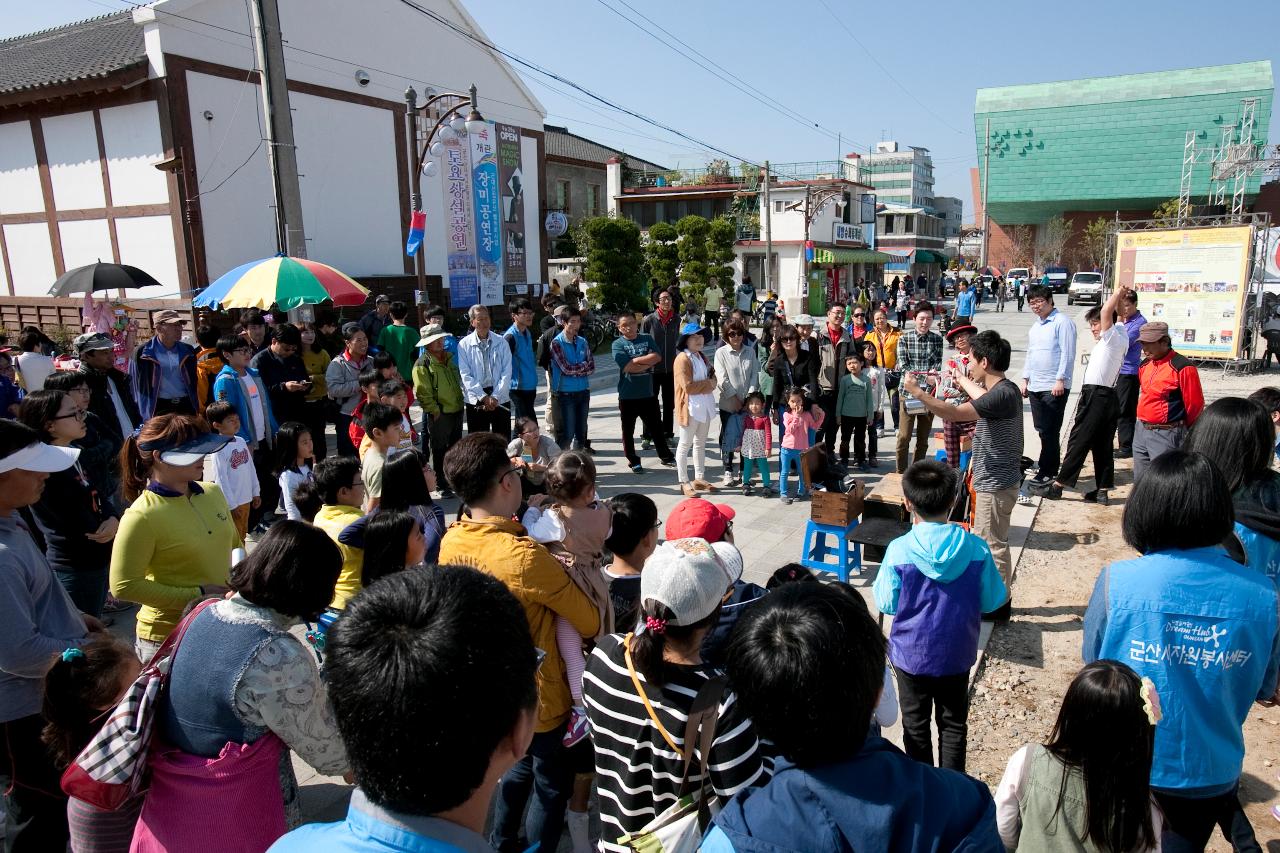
[873,522,1008,676]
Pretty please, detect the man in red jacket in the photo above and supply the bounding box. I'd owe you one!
[1134,321,1204,483]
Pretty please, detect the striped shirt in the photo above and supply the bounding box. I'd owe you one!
[583,633,769,852]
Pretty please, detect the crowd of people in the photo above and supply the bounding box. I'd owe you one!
[1,275,1280,853]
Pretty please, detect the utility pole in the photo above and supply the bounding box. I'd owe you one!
[404,86,424,295]
[979,117,990,270]
[763,161,772,298]
[251,0,306,258]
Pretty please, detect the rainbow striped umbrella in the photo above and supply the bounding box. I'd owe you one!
[193,255,370,311]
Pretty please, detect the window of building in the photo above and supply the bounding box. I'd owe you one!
[555,180,571,213]
[774,199,786,213]
[904,216,914,233]
[586,184,600,216]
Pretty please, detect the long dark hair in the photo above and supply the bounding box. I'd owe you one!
[17,389,68,443]
[379,449,435,512]
[629,599,722,687]
[1044,660,1156,852]
[42,636,138,768]
[273,421,313,476]
[1184,397,1275,493]
[361,510,419,588]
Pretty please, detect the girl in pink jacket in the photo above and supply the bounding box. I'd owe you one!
[779,386,824,504]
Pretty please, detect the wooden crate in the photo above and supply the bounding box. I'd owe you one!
[811,481,865,526]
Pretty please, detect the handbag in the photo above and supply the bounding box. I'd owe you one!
[618,634,729,853]
[60,599,217,810]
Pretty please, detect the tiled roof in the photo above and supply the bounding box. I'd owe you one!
[0,11,147,96]
[543,125,665,172]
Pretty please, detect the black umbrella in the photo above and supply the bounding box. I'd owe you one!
[48,262,164,297]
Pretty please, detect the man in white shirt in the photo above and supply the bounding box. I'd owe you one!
[456,304,513,438]
[1029,287,1130,504]
[1021,285,1076,486]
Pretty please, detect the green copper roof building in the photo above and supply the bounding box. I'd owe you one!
[974,62,1273,224]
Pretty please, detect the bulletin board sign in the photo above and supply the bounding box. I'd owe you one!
[1112,226,1252,359]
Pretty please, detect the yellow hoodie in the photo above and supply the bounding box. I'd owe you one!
[314,503,365,609]
[439,515,601,732]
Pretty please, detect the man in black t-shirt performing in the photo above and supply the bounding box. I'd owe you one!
[903,330,1023,622]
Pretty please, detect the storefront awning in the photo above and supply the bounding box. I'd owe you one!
[913,250,948,264]
[812,248,896,264]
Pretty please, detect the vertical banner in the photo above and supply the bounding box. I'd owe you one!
[470,122,504,306]
[497,123,528,294]
[443,133,478,309]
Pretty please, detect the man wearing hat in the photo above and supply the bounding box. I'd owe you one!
[358,294,393,346]
[75,332,141,444]
[1132,319,1204,483]
[941,323,978,468]
[0,421,97,849]
[412,327,464,498]
[131,309,198,419]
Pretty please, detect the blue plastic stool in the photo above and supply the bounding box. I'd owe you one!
[801,518,862,582]
[934,448,972,470]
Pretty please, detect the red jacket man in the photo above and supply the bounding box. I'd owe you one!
[1134,321,1203,483]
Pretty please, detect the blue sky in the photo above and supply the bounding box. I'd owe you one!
[7,0,1279,215]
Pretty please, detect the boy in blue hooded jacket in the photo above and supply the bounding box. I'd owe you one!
[873,460,1008,772]
[705,582,1002,853]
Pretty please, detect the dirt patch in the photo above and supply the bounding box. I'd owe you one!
[966,467,1280,849]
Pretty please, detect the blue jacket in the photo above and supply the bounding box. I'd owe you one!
[1083,546,1280,795]
[873,522,1007,676]
[703,738,1002,853]
[549,331,593,394]
[955,288,976,317]
[503,325,538,392]
[269,789,490,852]
[212,365,278,448]
[131,336,198,420]
[1231,473,1280,585]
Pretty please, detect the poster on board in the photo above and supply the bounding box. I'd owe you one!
[443,133,478,309]
[1112,226,1252,359]
[470,123,504,307]
[497,123,527,294]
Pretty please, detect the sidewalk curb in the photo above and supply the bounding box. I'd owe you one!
[969,493,1043,691]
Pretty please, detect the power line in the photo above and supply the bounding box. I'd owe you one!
[813,0,967,137]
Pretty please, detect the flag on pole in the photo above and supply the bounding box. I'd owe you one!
[405,210,427,256]
[805,240,814,262]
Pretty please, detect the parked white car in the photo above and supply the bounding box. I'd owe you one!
[1067,272,1104,305]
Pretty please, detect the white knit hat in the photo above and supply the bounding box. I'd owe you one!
[640,538,736,627]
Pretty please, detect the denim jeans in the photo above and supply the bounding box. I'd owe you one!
[555,390,590,450]
[490,724,574,853]
[1027,389,1070,479]
[54,566,109,619]
[779,447,808,497]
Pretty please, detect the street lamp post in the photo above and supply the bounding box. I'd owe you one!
[788,184,847,316]
[403,84,486,299]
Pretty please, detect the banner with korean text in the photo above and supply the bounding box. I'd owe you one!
[443,133,478,309]
[470,123,504,306]
[1112,225,1251,359]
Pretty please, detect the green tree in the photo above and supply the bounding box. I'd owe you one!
[706,216,737,293]
[580,216,648,312]
[645,221,679,291]
[675,215,711,303]
[1076,217,1110,271]
[1151,198,1181,228]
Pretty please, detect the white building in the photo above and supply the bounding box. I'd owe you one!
[849,141,935,211]
[933,196,963,241]
[0,0,547,304]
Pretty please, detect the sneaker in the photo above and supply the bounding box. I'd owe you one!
[743,484,754,496]
[563,706,590,747]
[1096,489,1110,507]
[781,495,793,505]
[762,487,776,497]
[1016,492,1034,506]
[103,596,132,613]
[1113,448,1133,459]
[876,428,885,439]
[660,457,677,467]
[723,474,741,487]
[630,463,643,474]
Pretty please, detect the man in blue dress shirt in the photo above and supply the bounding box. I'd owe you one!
[1021,285,1076,486]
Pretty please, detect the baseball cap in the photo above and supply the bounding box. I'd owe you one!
[709,541,744,585]
[74,332,114,354]
[153,309,185,326]
[417,329,450,348]
[640,538,737,627]
[1138,321,1170,343]
[665,497,735,541]
[0,441,79,475]
[138,432,232,466]
[793,314,814,326]
[375,294,391,304]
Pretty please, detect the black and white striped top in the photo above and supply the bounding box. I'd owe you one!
[583,633,770,852]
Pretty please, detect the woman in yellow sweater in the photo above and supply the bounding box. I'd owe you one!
[110,414,243,660]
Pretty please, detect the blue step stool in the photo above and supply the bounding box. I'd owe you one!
[801,518,862,582]
[934,448,972,470]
